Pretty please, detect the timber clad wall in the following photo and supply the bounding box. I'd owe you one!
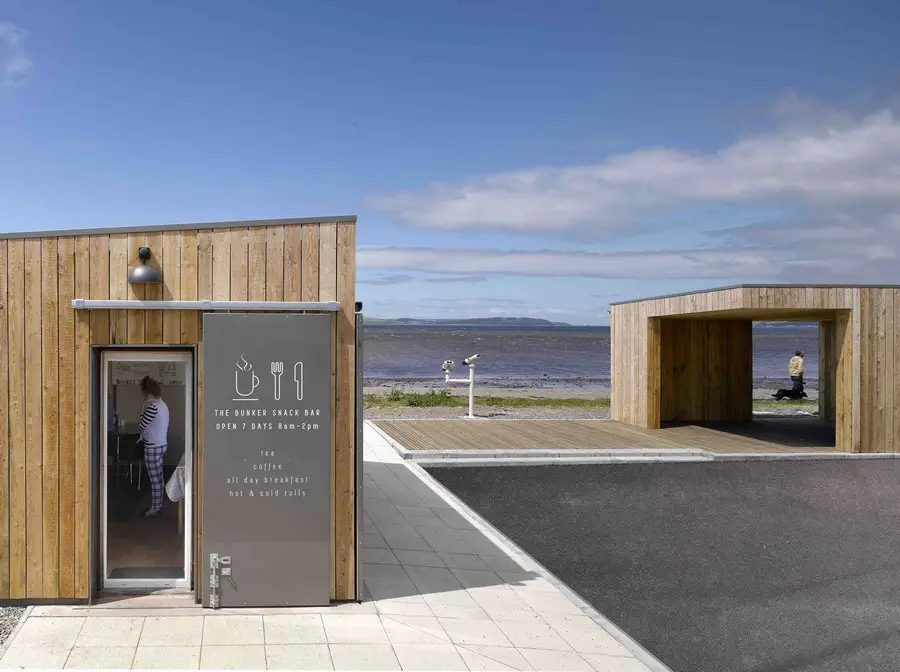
[0,219,357,601]
[657,320,753,424]
[611,286,900,454]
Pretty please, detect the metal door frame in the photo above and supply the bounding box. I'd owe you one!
[100,349,194,590]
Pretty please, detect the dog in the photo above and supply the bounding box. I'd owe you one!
[772,388,808,401]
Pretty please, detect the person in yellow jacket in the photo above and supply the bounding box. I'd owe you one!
[788,350,804,391]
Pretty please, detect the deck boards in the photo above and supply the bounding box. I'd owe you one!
[371,418,836,454]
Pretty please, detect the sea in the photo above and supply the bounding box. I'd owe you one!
[362,325,820,389]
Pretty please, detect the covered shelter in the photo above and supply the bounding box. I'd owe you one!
[610,285,900,453]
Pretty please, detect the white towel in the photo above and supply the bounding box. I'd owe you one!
[165,454,186,502]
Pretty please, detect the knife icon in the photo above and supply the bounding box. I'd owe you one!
[293,362,304,401]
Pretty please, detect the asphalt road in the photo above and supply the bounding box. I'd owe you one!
[428,461,900,672]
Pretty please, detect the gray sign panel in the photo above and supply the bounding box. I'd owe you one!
[202,313,332,607]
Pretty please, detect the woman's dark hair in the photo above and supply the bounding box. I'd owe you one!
[140,376,162,397]
[795,350,803,357]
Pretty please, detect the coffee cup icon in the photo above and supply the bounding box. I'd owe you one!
[234,355,260,399]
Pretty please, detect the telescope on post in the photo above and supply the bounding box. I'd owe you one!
[441,354,480,419]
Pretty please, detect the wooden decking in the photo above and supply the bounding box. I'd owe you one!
[370,417,837,454]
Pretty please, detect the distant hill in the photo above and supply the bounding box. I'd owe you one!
[363,316,572,327]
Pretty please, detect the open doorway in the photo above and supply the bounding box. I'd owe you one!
[101,351,193,590]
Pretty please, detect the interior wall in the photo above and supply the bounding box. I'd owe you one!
[819,320,837,424]
[110,361,187,467]
[658,319,753,423]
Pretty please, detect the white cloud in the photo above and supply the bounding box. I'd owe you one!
[0,22,32,87]
[369,95,900,239]
[358,237,900,284]
[359,245,781,280]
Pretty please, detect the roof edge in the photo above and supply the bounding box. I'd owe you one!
[0,215,358,241]
[609,284,900,306]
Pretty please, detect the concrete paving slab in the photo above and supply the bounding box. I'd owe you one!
[75,617,143,647]
[393,643,468,671]
[64,646,136,669]
[131,645,201,669]
[201,614,264,646]
[327,644,400,670]
[0,646,72,669]
[12,617,85,648]
[138,616,204,647]
[199,644,266,669]
[263,614,327,645]
[321,614,389,644]
[264,644,333,670]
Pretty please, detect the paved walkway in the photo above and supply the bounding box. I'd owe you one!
[0,425,656,671]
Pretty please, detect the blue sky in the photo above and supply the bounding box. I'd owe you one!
[2,0,900,324]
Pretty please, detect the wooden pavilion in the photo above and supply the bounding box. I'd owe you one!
[610,285,900,453]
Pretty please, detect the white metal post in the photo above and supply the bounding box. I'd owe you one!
[467,363,475,419]
[443,354,479,419]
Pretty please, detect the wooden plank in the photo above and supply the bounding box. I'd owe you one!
[56,238,76,598]
[319,224,337,301]
[894,291,900,453]
[857,290,871,452]
[196,229,212,600]
[645,318,661,429]
[144,232,163,343]
[284,224,302,301]
[0,241,7,598]
[884,290,895,452]
[834,311,852,452]
[7,239,26,598]
[107,235,128,344]
[198,231,213,301]
[248,227,267,302]
[73,236,91,597]
[875,289,887,451]
[126,233,146,343]
[162,231,182,343]
[851,289,862,452]
[229,228,248,301]
[335,222,355,600]
[212,229,231,301]
[370,418,835,453]
[24,238,43,597]
[317,223,337,599]
[301,224,319,302]
[40,239,60,598]
[180,231,199,344]
[818,320,835,423]
[266,225,284,301]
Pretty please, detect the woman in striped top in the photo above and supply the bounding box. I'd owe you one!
[139,376,170,518]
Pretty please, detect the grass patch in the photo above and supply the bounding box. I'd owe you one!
[364,389,611,409]
[754,398,819,408]
[365,389,820,411]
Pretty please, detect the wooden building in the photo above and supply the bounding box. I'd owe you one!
[610,285,900,454]
[0,216,359,604]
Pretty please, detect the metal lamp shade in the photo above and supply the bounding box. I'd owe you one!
[128,263,161,283]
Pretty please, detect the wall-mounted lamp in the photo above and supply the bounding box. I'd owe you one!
[127,247,161,284]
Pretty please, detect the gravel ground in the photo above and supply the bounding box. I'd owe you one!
[0,607,25,648]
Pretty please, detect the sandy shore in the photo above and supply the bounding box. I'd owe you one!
[364,384,818,402]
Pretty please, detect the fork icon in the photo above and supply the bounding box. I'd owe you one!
[271,361,284,401]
